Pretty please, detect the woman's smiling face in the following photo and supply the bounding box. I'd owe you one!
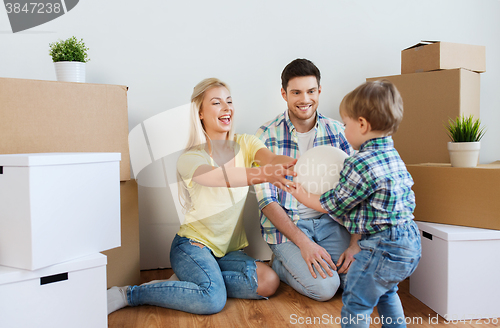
[199,86,234,140]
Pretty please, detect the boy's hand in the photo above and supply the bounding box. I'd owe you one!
[285,181,306,200]
[336,240,361,274]
[286,183,327,214]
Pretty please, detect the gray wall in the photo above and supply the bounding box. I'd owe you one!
[2,0,499,268]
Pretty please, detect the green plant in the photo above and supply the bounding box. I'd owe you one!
[446,115,486,142]
[49,36,89,63]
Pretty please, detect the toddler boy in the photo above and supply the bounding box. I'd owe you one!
[289,80,421,328]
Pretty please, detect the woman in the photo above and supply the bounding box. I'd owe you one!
[108,78,296,315]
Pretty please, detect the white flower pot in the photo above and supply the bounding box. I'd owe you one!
[447,141,480,168]
[54,61,86,83]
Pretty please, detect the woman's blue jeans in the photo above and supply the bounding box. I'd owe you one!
[341,220,421,328]
[127,234,265,314]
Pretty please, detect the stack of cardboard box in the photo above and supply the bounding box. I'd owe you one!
[366,41,499,231]
[0,78,140,327]
[367,41,500,320]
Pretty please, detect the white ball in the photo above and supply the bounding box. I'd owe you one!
[294,146,349,194]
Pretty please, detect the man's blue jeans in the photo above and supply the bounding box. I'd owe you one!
[269,214,351,301]
[126,234,265,314]
[341,220,421,328]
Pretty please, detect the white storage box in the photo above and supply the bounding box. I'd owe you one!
[0,253,107,328]
[410,221,500,320]
[0,153,121,270]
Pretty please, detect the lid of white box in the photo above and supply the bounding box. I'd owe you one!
[0,152,121,166]
[0,253,107,285]
[416,221,500,241]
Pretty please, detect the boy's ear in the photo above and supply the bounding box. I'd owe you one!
[281,88,288,102]
[358,117,371,134]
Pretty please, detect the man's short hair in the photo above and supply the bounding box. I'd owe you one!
[281,58,321,91]
[340,80,404,134]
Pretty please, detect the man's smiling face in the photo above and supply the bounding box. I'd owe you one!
[282,75,321,125]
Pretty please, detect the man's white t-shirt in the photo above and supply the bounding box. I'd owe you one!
[296,129,323,219]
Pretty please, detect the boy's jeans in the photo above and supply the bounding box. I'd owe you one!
[342,220,421,328]
[127,234,264,314]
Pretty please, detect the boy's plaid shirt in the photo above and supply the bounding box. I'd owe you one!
[320,136,415,235]
[254,110,353,244]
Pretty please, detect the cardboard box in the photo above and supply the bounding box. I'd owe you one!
[410,221,500,320]
[367,69,480,164]
[401,41,486,74]
[0,77,130,181]
[0,153,121,270]
[407,162,500,230]
[0,253,107,328]
[102,179,141,288]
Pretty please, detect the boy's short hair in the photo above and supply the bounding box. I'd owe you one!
[281,58,321,91]
[340,80,404,134]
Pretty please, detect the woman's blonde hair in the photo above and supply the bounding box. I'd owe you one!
[178,78,235,212]
[340,80,403,134]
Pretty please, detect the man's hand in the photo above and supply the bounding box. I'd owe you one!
[300,239,337,279]
[260,203,332,279]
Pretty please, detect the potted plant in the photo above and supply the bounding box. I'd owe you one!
[49,36,89,83]
[446,115,486,167]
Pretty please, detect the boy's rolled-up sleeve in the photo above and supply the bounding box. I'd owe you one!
[320,160,374,220]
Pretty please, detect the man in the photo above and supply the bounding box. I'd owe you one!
[254,58,360,301]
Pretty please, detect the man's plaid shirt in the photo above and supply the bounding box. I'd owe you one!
[254,110,353,244]
[320,136,415,235]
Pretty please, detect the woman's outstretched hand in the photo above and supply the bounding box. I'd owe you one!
[250,158,297,190]
[268,159,297,190]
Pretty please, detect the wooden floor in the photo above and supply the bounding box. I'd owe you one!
[108,267,499,328]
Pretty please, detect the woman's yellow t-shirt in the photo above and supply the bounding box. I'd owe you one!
[176,134,266,257]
